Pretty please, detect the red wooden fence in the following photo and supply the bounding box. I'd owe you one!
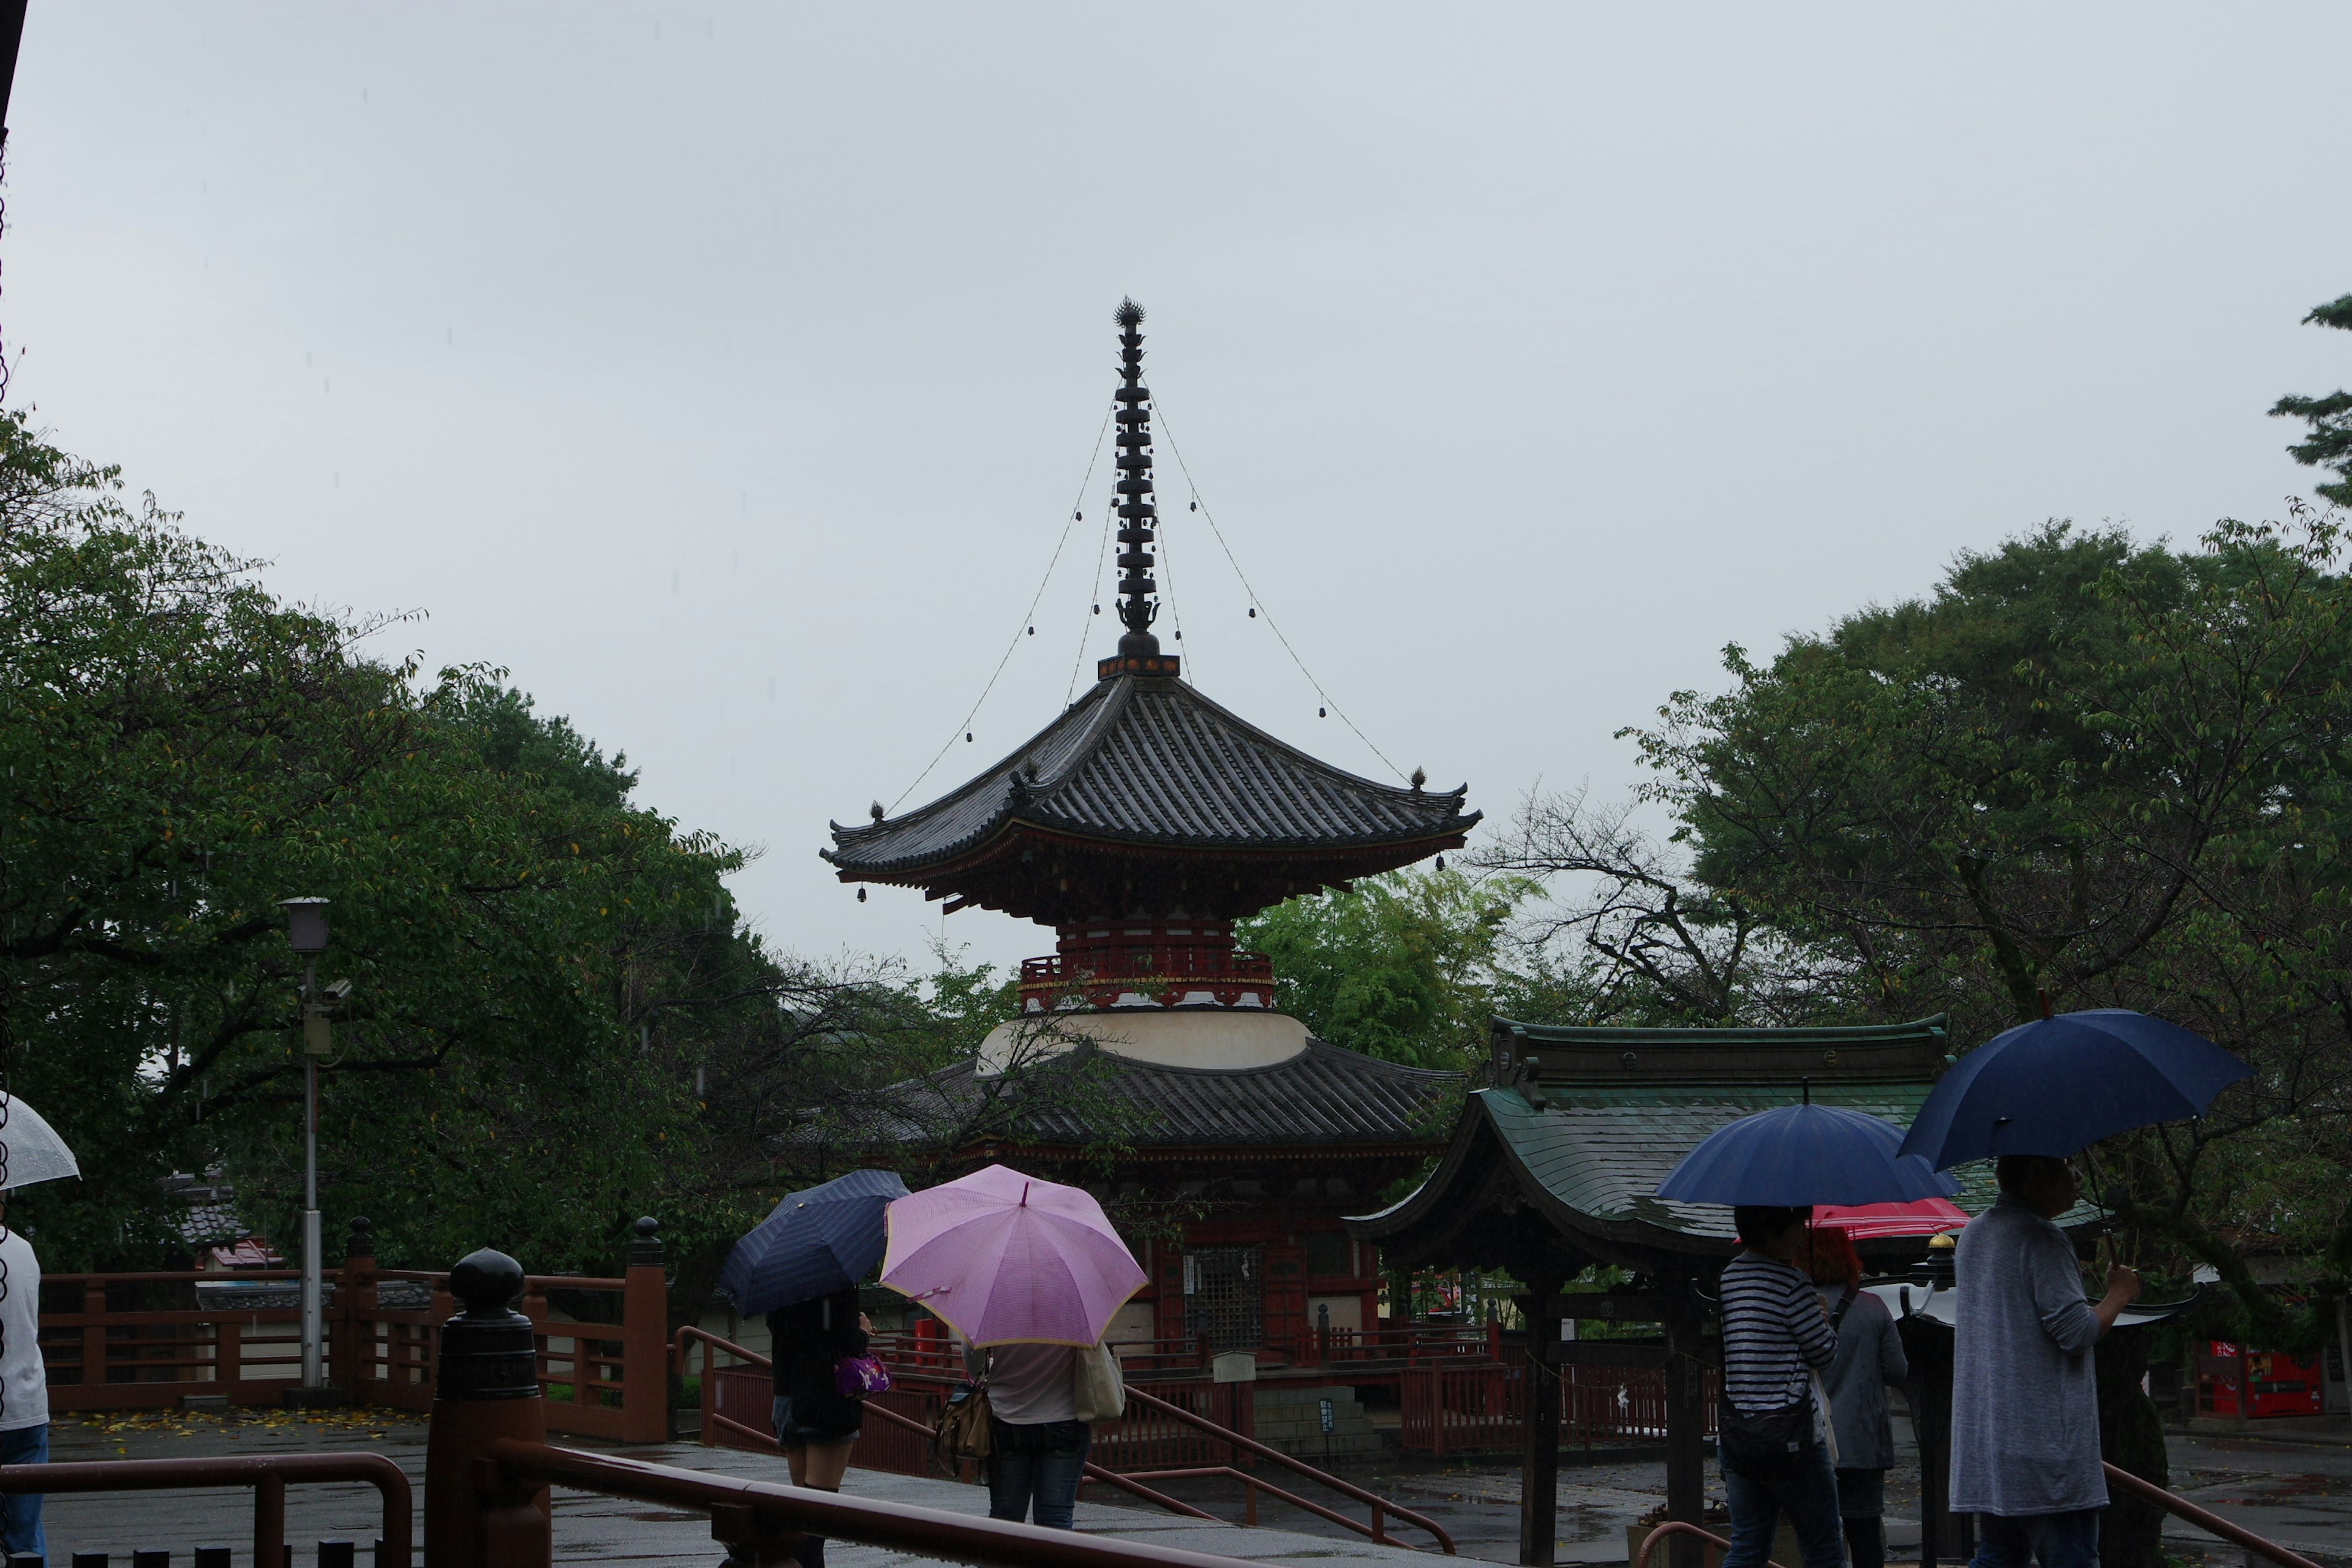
[1399,1354,1721,1455]
[36,1238,669,1443]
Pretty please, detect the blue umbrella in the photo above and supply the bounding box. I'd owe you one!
[1898,1008,2251,1170]
[1656,1102,1962,1207]
[720,1168,910,1316]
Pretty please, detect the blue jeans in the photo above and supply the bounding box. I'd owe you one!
[1721,1438,1845,1568]
[0,1423,45,1559]
[1970,1507,2100,1568]
[987,1419,1090,1530]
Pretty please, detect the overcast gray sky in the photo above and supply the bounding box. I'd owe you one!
[12,4,2350,976]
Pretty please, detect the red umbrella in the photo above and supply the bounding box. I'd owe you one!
[1812,1197,1967,1240]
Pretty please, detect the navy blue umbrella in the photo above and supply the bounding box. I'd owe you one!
[720,1168,910,1317]
[1898,1009,2251,1171]
[1656,1102,1962,1207]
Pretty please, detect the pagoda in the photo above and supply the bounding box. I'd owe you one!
[824,301,1479,1363]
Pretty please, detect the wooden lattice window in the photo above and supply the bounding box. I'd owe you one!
[1183,1245,1264,1351]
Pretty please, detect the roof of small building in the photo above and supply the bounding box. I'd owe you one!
[826,672,1477,879]
[1349,1013,2095,1268]
[866,1036,1462,1152]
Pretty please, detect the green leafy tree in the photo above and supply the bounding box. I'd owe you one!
[0,415,1032,1291]
[2272,293,2352,506]
[1237,867,1545,1069]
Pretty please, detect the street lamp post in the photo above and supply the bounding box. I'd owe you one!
[279,896,332,1402]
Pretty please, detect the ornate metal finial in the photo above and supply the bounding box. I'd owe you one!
[1111,298,1160,658]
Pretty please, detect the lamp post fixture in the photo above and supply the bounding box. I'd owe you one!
[279,896,333,1403]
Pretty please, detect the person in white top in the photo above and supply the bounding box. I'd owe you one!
[963,1340,1089,1529]
[0,1197,49,1559]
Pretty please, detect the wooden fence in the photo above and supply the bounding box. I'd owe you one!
[34,1221,671,1444]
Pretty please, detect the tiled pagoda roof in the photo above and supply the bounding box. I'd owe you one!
[824,670,1477,914]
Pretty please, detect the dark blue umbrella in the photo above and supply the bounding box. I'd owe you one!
[720,1168,910,1316]
[1898,1009,2251,1170]
[1656,1102,1962,1207]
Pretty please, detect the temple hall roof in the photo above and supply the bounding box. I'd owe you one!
[863,1036,1461,1152]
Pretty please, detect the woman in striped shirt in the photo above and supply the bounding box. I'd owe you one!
[1717,1205,1845,1568]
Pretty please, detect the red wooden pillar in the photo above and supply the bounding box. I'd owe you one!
[333,1216,379,1399]
[80,1278,107,1393]
[424,1249,550,1568]
[619,1217,669,1445]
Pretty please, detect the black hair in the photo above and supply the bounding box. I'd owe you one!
[1996,1154,2070,1193]
[1733,1205,1811,1248]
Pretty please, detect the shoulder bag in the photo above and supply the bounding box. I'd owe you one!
[935,1379,993,1461]
[1072,1340,1126,1424]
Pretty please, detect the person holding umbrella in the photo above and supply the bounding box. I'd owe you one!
[718,1169,908,1568]
[1657,1097,1959,1568]
[882,1164,1146,1532]
[1900,1006,2250,1568]
[1800,1224,1908,1568]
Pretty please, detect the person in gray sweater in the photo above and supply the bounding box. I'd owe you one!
[1804,1225,1909,1568]
[1950,1156,2140,1568]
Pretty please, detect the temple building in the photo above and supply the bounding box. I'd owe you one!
[825,301,1477,1360]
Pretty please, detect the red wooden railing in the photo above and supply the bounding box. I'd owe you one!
[676,1327,1456,1553]
[1017,948,1277,1012]
[1399,1352,1721,1456]
[37,1243,669,1442]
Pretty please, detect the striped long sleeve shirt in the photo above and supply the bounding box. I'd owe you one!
[1719,1251,1837,1415]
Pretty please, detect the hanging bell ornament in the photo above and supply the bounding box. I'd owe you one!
[856,888,867,902]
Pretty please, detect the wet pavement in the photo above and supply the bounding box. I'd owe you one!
[33,1409,2352,1568]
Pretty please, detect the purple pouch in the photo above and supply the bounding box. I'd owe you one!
[835,1354,892,1398]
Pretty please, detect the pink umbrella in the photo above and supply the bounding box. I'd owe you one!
[1813,1197,1969,1240]
[881,1164,1146,1346]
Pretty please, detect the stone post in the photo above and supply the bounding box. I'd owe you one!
[424,1249,551,1568]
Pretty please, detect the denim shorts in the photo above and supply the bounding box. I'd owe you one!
[774,1393,861,1446]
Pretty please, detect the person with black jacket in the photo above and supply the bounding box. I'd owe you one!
[766,1287,872,1568]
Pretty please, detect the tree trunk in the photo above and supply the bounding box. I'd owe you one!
[2097,1329,2168,1568]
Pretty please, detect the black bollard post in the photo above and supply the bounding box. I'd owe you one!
[422,1250,550,1568]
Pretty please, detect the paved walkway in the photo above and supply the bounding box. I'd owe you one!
[39,1410,2352,1568]
[42,1409,1437,1568]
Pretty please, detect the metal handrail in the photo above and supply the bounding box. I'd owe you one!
[686,1359,1221,1526]
[2102,1461,2327,1568]
[489,1438,1267,1568]
[1635,1520,1786,1568]
[1632,1466,2326,1568]
[1118,1385,1457,1553]
[0,1452,412,1568]
[676,1325,1456,1553]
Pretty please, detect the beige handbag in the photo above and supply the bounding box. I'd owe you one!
[935,1380,993,1461]
[1073,1339,1126,1423]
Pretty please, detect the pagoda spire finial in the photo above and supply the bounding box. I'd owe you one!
[1110,298,1161,659]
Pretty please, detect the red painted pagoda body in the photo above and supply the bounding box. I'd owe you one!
[827,302,1477,1364]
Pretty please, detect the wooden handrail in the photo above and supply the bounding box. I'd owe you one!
[0,1452,412,1568]
[2101,1461,2327,1568]
[676,1325,1456,1551]
[489,1438,1268,1568]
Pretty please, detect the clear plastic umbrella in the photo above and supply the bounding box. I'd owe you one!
[0,1096,78,1191]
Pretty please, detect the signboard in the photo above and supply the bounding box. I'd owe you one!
[1317,1398,1336,1435]
[1211,1351,1258,1384]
